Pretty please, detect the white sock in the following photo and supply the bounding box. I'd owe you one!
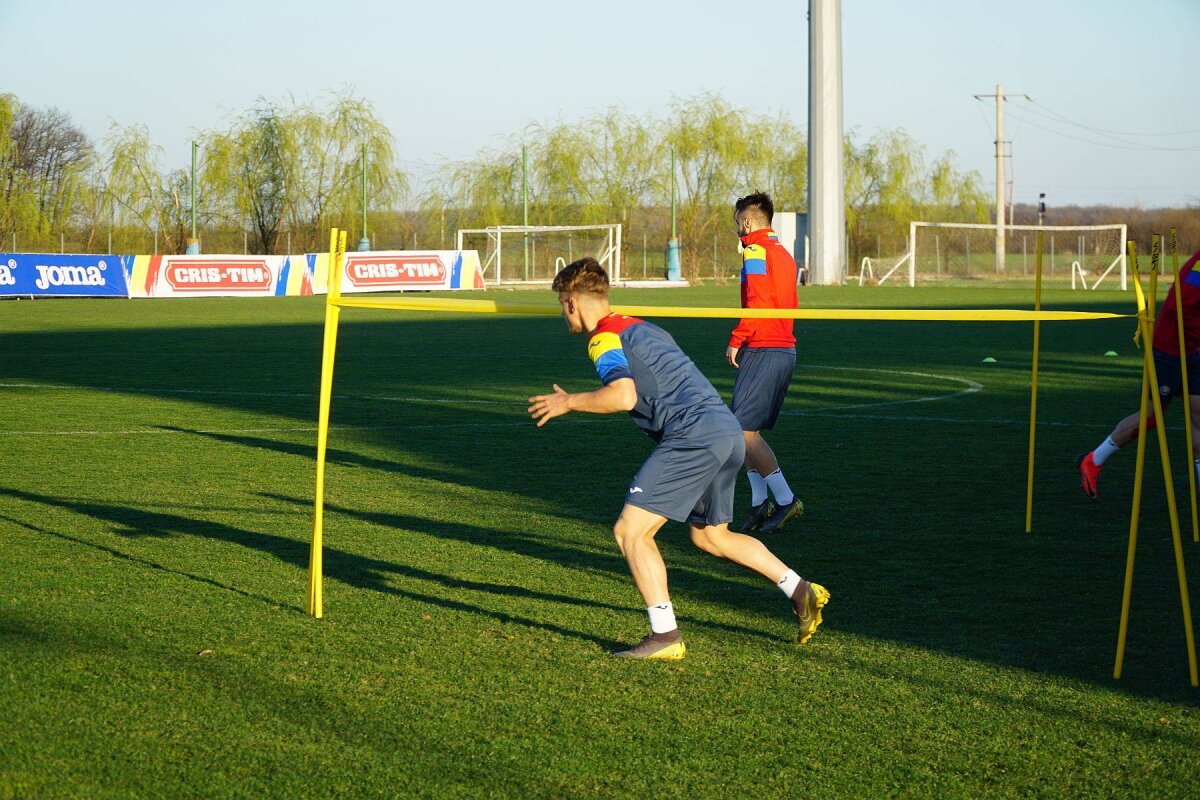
[1093,436,1120,466]
[647,602,677,634]
[747,470,768,505]
[777,569,802,598]
[765,468,795,505]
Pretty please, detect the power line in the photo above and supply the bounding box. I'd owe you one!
[1009,112,1200,153]
[1022,98,1200,138]
[973,96,1200,152]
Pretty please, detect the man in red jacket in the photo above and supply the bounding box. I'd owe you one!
[727,193,803,533]
[1079,248,1200,498]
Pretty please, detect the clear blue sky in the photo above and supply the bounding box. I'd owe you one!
[4,0,1198,208]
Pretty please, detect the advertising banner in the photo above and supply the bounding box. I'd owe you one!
[126,254,312,298]
[309,250,484,295]
[0,253,130,297]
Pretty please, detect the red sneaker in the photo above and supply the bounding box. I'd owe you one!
[1078,452,1102,499]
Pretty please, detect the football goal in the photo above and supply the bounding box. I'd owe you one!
[456,224,622,285]
[861,222,1127,289]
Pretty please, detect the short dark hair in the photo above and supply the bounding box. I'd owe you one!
[552,257,609,296]
[734,192,774,223]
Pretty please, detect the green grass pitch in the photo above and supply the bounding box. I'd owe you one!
[2,284,1199,797]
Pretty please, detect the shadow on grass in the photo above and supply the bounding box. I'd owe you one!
[0,487,628,651]
[261,490,795,643]
[0,511,298,613]
[6,302,1193,698]
[154,424,426,476]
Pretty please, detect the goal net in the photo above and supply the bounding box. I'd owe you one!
[455,224,622,285]
[867,222,1127,289]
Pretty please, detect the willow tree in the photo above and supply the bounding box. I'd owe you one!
[201,101,288,253]
[198,91,406,253]
[845,128,988,263]
[664,94,806,281]
[283,91,406,251]
[925,153,989,222]
[423,92,981,282]
[444,146,522,229]
[0,94,38,246]
[581,110,658,230]
[105,124,192,254]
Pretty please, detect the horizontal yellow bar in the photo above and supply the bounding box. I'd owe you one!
[331,295,1131,323]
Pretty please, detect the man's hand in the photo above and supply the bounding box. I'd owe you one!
[726,345,741,369]
[528,384,571,427]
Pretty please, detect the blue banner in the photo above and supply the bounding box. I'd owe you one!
[0,253,131,297]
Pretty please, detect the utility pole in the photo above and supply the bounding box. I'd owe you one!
[974,84,1029,273]
[522,144,529,280]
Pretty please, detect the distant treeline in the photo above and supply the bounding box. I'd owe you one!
[1009,204,1199,255]
[2,89,1191,280]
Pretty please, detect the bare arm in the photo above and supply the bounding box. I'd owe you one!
[528,378,637,427]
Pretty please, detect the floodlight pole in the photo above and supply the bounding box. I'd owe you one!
[190,141,196,240]
[808,0,846,285]
[358,143,370,251]
[100,179,109,254]
[666,146,681,281]
[670,147,677,240]
[187,141,200,254]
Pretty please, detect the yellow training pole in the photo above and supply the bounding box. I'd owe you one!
[1115,245,1151,679]
[1169,227,1199,541]
[1148,234,1160,327]
[309,228,345,618]
[1025,230,1045,533]
[1142,311,1199,687]
[1115,241,1199,684]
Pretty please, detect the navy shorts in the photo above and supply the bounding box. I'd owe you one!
[625,432,745,526]
[1152,349,1200,402]
[731,347,796,431]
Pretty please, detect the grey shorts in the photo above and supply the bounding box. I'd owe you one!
[1153,348,1200,402]
[731,347,796,431]
[625,432,745,526]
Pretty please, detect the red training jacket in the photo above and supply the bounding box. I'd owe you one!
[729,227,797,349]
[1153,250,1200,356]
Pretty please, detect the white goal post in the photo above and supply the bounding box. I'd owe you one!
[878,222,1128,289]
[455,224,622,285]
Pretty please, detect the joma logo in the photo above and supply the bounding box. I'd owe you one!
[34,261,107,290]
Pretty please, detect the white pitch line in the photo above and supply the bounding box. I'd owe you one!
[0,411,1110,438]
[787,365,982,414]
[2,365,1107,438]
[795,411,1110,429]
[0,382,512,405]
[0,420,542,437]
[0,366,980,413]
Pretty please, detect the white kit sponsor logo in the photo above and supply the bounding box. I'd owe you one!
[33,259,110,290]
